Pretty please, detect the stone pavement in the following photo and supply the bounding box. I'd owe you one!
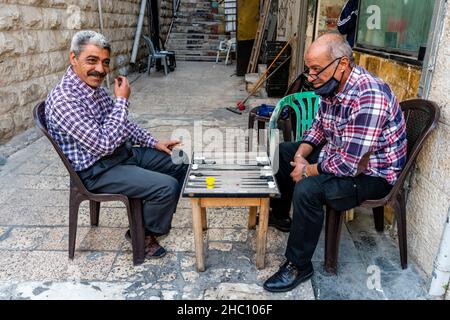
[0,62,431,300]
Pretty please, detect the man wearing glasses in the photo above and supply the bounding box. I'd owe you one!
[264,33,407,292]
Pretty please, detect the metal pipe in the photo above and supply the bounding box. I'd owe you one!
[131,0,147,64]
[429,207,450,296]
[97,0,110,90]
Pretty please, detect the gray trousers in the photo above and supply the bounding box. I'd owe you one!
[78,142,188,235]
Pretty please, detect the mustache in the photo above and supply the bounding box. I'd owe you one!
[87,71,107,78]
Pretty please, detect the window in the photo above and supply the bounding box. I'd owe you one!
[356,0,435,58]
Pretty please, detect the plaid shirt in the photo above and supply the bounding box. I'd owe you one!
[45,66,158,171]
[302,66,407,185]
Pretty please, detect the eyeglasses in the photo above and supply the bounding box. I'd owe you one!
[302,57,343,82]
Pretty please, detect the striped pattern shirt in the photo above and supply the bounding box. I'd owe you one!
[45,66,158,171]
[302,66,407,185]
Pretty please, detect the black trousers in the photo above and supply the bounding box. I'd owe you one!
[271,142,392,268]
[78,142,188,236]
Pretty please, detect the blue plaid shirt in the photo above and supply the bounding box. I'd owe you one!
[45,66,158,171]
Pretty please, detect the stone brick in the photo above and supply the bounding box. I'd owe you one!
[42,8,63,30]
[0,32,19,59]
[0,87,20,115]
[0,5,21,31]
[0,114,14,142]
[22,6,43,29]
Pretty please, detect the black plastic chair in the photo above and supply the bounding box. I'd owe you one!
[324,99,440,273]
[33,102,146,265]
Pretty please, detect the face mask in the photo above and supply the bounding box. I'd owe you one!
[313,77,340,98]
[303,57,343,97]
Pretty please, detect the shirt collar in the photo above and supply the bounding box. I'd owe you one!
[334,66,361,102]
[64,66,98,98]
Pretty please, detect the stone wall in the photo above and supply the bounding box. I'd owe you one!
[355,2,449,282]
[354,52,422,102]
[405,1,450,278]
[0,0,174,144]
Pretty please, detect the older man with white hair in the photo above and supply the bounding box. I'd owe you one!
[264,33,407,292]
[45,30,188,259]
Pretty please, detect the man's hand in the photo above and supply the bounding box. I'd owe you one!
[114,76,130,100]
[290,162,307,183]
[293,154,309,166]
[155,139,182,156]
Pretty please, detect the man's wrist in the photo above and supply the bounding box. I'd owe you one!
[301,165,308,178]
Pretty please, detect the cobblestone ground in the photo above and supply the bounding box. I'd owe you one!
[0,62,430,300]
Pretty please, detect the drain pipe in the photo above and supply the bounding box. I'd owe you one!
[429,207,450,296]
[97,0,110,90]
[131,0,147,64]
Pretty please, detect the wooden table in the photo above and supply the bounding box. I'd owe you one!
[182,155,280,271]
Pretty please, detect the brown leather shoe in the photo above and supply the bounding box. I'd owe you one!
[144,234,167,259]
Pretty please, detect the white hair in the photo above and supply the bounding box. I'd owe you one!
[327,35,355,65]
[70,30,111,57]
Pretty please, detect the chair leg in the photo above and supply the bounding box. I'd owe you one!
[89,200,100,227]
[373,206,384,232]
[128,198,145,265]
[281,119,292,142]
[147,56,152,75]
[163,58,168,76]
[248,113,256,152]
[257,120,266,147]
[68,190,82,260]
[394,192,408,269]
[225,48,230,65]
[324,206,345,274]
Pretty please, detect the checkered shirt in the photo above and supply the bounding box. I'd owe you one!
[302,66,407,185]
[45,66,158,171]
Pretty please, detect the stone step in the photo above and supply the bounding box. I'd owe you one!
[167,38,222,46]
[169,33,227,41]
[173,21,224,28]
[172,25,222,34]
[171,49,218,56]
[176,12,224,20]
[165,0,226,63]
[167,44,219,51]
[175,17,224,24]
[179,5,218,13]
[176,55,218,62]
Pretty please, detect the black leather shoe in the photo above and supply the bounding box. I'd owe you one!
[268,215,292,232]
[263,260,314,292]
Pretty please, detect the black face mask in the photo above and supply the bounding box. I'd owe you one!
[303,58,343,98]
[313,76,340,98]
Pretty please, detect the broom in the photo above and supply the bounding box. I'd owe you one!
[226,35,296,114]
[226,55,292,115]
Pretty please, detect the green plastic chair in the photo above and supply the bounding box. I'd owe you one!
[268,91,320,143]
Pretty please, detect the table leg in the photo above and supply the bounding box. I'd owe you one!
[201,207,207,231]
[248,206,257,229]
[256,198,269,269]
[191,198,205,271]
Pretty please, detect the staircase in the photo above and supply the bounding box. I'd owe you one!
[166,0,228,61]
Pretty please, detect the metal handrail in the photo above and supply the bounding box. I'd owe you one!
[164,0,181,49]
